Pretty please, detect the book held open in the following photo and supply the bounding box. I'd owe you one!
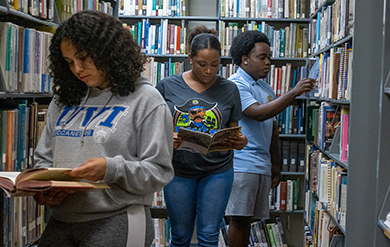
[0,167,109,197]
[177,126,242,154]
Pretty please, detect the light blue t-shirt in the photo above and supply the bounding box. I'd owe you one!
[229,67,276,176]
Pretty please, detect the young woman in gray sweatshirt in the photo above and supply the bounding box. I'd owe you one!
[33,10,174,247]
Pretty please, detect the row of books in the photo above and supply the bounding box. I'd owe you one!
[280,139,305,172]
[309,0,354,55]
[142,59,184,86]
[122,18,309,59]
[310,201,344,247]
[267,64,310,97]
[123,19,187,56]
[152,189,165,207]
[56,0,114,22]
[278,103,306,135]
[250,218,288,247]
[151,218,170,247]
[270,179,300,211]
[0,22,53,93]
[0,100,48,172]
[306,150,347,229]
[306,102,349,162]
[142,58,237,86]
[220,0,308,19]
[7,0,54,20]
[1,195,46,247]
[313,44,352,101]
[316,153,347,228]
[219,21,309,58]
[119,0,186,17]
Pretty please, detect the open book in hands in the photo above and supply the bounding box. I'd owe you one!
[0,167,109,197]
[177,126,242,154]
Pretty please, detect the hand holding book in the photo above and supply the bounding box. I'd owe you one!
[63,157,107,182]
[34,188,76,206]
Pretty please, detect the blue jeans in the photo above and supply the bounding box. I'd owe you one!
[163,168,233,247]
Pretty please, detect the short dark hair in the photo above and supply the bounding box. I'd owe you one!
[188,25,221,57]
[49,10,147,106]
[230,31,270,66]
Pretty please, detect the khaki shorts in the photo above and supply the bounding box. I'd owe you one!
[225,172,271,219]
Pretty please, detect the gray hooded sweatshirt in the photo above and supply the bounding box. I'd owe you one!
[34,77,174,222]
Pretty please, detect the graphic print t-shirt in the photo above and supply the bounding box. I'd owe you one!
[156,74,242,178]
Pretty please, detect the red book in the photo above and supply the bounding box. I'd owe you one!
[280,181,287,211]
[176,26,181,55]
[267,0,272,18]
[276,68,282,96]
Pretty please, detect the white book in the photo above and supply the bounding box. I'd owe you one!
[161,19,168,54]
[287,179,293,211]
[160,62,165,81]
[150,25,155,54]
[281,65,286,95]
[275,183,281,210]
[152,61,158,87]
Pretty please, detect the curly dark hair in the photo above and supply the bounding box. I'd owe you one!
[49,10,147,106]
[230,30,270,66]
[188,25,220,57]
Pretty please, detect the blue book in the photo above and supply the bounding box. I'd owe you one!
[278,110,284,134]
[158,24,162,54]
[154,24,159,54]
[137,22,142,47]
[292,69,297,88]
[316,12,321,51]
[164,62,169,77]
[23,28,30,88]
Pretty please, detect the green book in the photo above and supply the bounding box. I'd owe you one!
[279,28,286,58]
[266,223,278,247]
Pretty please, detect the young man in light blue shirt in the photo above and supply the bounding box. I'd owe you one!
[225,31,316,247]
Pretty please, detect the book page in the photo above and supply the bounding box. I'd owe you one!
[177,126,241,154]
[208,126,241,152]
[17,167,79,183]
[0,172,20,193]
[177,128,212,154]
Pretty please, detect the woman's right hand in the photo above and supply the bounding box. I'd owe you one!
[173,132,182,150]
[33,189,75,206]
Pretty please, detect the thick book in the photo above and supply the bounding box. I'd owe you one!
[0,167,109,197]
[177,126,241,154]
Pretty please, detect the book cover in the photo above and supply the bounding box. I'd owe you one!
[0,167,109,197]
[324,107,341,151]
[177,126,241,154]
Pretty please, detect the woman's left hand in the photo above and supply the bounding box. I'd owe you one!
[64,157,107,181]
[225,133,248,151]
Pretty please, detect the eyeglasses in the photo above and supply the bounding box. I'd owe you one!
[190,109,203,115]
